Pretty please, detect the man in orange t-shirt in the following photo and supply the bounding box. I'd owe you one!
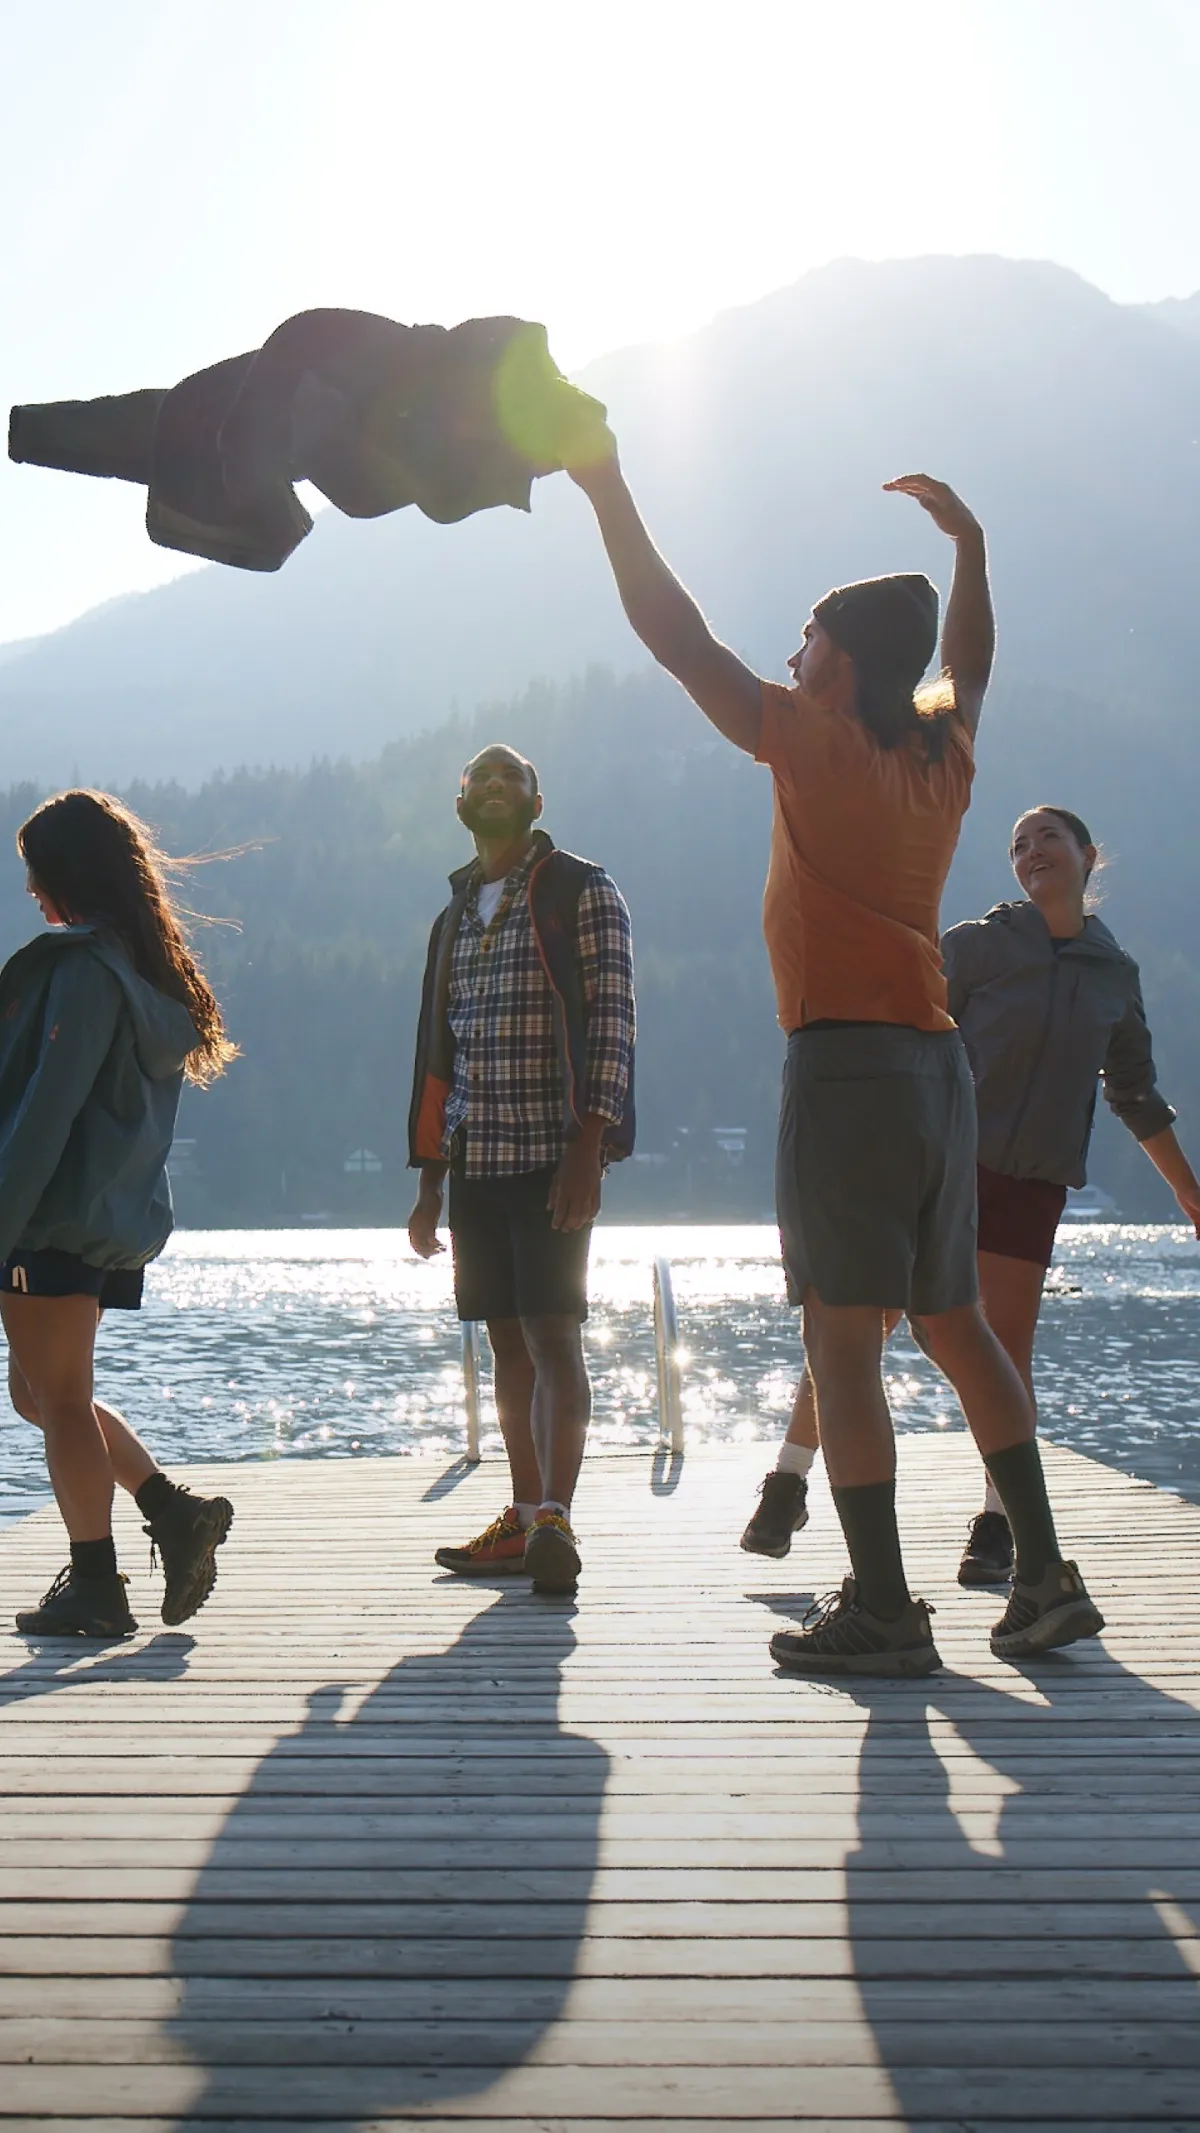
[569,443,1103,1677]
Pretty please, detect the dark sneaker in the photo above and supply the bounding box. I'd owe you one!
[524,1512,580,1595]
[16,1566,137,1640]
[144,1489,234,1626]
[435,1506,530,1578]
[990,1559,1105,1659]
[771,1577,941,1678]
[958,1509,1014,1587]
[741,1470,809,1558]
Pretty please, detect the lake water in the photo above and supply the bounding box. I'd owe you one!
[1,1223,1198,1521]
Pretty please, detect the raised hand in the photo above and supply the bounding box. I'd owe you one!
[883,474,981,541]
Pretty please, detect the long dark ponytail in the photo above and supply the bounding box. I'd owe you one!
[19,790,236,1086]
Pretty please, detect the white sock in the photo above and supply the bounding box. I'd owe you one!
[983,1475,1006,1517]
[514,1502,537,1529]
[776,1441,816,1479]
[538,1499,570,1521]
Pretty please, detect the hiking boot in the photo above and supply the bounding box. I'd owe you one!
[16,1566,137,1640]
[770,1577,941,1678]
[434,1506,530,1578]
[990,1559,1105,1659]
[741,1470,809,1558]
[144,1488,234,1626]
[524,1511,580,1594]
[958,1509,1014,1587]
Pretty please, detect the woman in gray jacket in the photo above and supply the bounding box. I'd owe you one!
[944,804,1200,1580]
[743,804,1200,1581]
[0,791,238,1639]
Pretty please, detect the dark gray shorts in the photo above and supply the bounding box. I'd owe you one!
[776,1025,978,1315]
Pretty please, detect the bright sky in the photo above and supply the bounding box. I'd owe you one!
[4,0,1199,647]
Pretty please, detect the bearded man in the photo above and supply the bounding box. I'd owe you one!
[408,745,635,1594]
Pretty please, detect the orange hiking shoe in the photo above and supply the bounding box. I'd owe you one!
[434,1507,530,1578]
[524,1510,581,1595]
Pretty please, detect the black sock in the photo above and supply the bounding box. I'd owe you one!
[71,1535,118,1581]
[829,1478,910,1621]
[983,1440,1060,1585]
[135,1471,177,1519]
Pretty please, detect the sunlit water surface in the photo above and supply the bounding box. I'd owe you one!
[1,1224,1197,1520]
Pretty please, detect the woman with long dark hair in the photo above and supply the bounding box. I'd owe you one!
[743,803,1200,1579]
[0,790,237,1638]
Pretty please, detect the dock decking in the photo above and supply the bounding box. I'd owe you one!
[0,1434,1197,2129]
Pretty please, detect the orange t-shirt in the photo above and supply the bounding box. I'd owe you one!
[756,681,975,1033]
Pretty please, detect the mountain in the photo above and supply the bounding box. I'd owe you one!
[3,254,1200,786]
[1141,291,1200,341]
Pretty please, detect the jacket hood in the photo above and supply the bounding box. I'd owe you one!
[979,900,1129,966]
[15,928,198,1079]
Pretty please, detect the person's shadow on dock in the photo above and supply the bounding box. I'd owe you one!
[841,1641,1200,2124]
[165,1591,607,2125]
[0,1629,195,1705]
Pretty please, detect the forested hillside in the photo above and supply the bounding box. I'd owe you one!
[0,661,1195,1225]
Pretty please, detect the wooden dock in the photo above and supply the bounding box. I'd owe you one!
[0,1434,1198,2129]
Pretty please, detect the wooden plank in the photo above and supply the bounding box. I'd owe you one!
[0,2060,1196,2119]
[0,2016,1199,2070]
[1,1437,1199,2127]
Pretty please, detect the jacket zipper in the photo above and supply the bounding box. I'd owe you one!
[1000,956,1059,1171]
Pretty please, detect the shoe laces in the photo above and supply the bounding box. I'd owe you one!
[533,1512,574,1539]
[801,1580,859,1633]
[467,1511,519,1554]
[40,1565,74,1604]
[800,1580,934,1642]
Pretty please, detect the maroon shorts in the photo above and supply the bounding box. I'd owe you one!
[975,1164,1068,1269]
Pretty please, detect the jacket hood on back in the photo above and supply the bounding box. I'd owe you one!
[5,927,198,1079]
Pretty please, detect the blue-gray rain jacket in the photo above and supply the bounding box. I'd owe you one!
[0,926,198,1270]
[942,900,1175,1189]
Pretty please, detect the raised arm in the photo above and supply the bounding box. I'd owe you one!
[883,475,994,736]
[569,449,762,755]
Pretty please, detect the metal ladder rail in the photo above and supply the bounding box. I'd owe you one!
[460,1254,684,1461]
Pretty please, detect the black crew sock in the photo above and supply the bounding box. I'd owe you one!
[829,1478,910,1622]
[983,1439,1061,1586]
[135,1471,178,1520]
[71,1535,118,1581]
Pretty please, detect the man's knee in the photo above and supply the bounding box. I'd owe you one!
[802,1297,886,1378]
[519,1313,585,1367]
[485,1316,529,1363]
[909,1301,988,1370]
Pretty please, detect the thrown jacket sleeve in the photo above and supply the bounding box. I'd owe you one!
[577,873,635,1126]
[1101,969,1176,1143]
[0,956,123,1264]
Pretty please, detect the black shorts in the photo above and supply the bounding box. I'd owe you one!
[1,1249,145,1312]
[449,1166,591,1323]
[975,1165,1068,1270]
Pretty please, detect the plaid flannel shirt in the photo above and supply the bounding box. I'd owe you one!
[443,840,635,1177]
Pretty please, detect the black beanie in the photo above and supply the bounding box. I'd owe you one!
[813,573,939,684]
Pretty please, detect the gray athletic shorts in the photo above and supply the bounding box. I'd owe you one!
[776,1024,979,1315]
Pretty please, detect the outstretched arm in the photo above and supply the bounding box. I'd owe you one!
[884,475,994,736]
[569,449,762,755]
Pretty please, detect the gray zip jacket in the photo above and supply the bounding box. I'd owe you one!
[941,900,1175,1188]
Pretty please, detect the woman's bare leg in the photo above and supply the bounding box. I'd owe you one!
[1,1295,114,1541]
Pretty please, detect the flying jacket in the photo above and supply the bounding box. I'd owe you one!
[0,927,198,1269]
[408,836,635,1169]
[942,899,1175,1187]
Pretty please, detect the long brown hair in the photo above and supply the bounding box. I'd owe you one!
[18,790,236,1086]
